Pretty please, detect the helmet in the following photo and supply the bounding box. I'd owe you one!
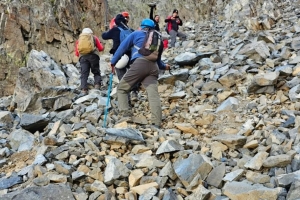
[82,28,93,34]
[140,19,155,28]
[122,12,129,18]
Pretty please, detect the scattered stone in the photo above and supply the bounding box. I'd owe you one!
[244,152,269,170]
[223,169,244,182]
[215,97,239,113]
[156,140,183,155]
[212,134,247,149]
[8,129,34,152]
[206,163,226,188]
[263,155,292,168]
[104,156,130,184]
[0,176,23,190]
[173,154,213,187]
[223,181,281,200]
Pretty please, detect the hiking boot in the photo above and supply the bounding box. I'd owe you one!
[116,110,133,124]
[81,89,88,95]
[94,84,101,90]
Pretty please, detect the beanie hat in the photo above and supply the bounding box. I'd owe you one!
[115,14,127,26]
[122,11,130,18]
[173,9,178,14]
[82,28,93,34]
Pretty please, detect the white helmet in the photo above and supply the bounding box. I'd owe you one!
[115,54,129,69]
[82,28,93,34]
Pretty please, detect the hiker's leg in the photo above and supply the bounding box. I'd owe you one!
[177,31,187,40]
[115,67,127,82]
[117,58,149,111]
[90,54,102,85]
[142,62,161,126]
[169,30,177,47]
[79,56,91,90]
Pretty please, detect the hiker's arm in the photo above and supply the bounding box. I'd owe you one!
[177,17,183,26]
[157,60,166,70]
[150,7,154,20]
[111,33,133,65]
[95,37,104,51]
[165,17,171,22]
[102,29,114,40]
[75,40,79,57]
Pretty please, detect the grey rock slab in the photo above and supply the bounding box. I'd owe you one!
[73,93,99,104]
[175,52,213,65]
[104,156,130,184]
[212,134,247,149]
[72,171,85,180]
[13,50,67,113]
[0,184,75,200]
[276,170,300,187]
[90,180,107,192]
[136,156,165,168]
[8,129,34,152]
[223,181,281,200]
[139,187,158,200]
[286,178,300,200]
[246,171,270,184]
[254,71,280,86]
[0,111,14,128]
[156,140,183,155]
[244,152,269,170]
[173,153,213,187]
[289,85,300,102]
[159,161,177,180]
[275,65,293,76]
[20,113,49,133]
[218,69,244,88]
[215,97,239,113]
[238,41,270,59]
[33,154,47,165]
[223,169,244,182]
[0,175,23,190]
[158,69,189,85]
[162,188,177,200]
[105,128,144,142]
[206,163,225,188]
[186,184,211,200]
[263,154,292,168]
[33,176,50,186]
[169,91,186,100]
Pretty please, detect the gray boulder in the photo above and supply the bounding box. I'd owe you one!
[20,113,49,133]
[0,111,14,129]
[8,129,35,152]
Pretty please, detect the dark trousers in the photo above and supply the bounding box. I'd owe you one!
[79,54,101,90]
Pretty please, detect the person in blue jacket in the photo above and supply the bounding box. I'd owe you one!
[110,19,170,128]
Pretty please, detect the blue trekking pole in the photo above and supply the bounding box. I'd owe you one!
[103,73,113,128]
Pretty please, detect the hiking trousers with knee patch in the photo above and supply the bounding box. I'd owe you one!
[117,57,162,126]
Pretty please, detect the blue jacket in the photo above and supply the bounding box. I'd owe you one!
[111,30,166,70]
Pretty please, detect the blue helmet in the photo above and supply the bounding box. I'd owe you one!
[140,19,155,29]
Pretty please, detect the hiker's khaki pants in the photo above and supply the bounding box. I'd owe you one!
[117,57,162,126]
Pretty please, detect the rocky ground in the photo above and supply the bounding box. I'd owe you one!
[1,0,300,200]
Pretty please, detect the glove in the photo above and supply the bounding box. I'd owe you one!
[110,63,115,74]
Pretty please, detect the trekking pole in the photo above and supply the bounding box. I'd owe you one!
[103,73,113,128]
[120,22,133,32]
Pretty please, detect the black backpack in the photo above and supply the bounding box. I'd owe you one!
[134,29,162,61]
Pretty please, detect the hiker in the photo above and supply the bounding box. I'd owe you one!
[102,14,139,100]
[165,9,186,48]
[148,3,160,31]
[110,19,170,128]
[75,28,104,95]
[109,11,130,29]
